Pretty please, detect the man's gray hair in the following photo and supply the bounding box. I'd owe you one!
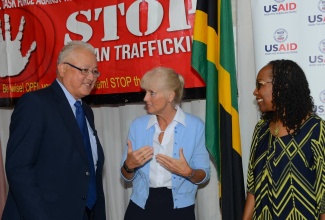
[57,40,95,65]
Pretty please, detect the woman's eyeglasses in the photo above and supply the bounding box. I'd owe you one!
[256,80,272,90]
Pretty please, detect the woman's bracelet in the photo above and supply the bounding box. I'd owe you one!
[186,169,195,179]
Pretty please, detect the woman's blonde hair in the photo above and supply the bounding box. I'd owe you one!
[140,67,184,105]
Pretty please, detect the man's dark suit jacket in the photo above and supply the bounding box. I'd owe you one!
[2,80,106,220]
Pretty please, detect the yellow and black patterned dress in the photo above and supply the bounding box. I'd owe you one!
[247,114,325,219]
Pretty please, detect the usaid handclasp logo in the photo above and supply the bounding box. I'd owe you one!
[264,28,297,55]
[319,39,325,53]
[320,90,325,103]
[319,0,325,12]
[274,29,288,42]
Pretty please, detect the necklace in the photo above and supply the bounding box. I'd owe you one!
[274,122,279,137]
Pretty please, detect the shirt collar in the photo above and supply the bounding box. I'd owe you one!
[56,79,81,107]
[146,105,186,130]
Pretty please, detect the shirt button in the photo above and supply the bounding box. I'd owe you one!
[82,195,86,200]
[86,172,90,176]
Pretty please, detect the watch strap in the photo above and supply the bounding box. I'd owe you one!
[123,160,135,173]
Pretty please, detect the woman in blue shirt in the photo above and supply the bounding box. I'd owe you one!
[120,67,210,220]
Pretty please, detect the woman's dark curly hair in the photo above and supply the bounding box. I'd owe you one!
[261,59,314,135]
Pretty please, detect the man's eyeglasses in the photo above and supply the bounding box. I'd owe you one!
[256,80,272,90]
[64,62,100,78]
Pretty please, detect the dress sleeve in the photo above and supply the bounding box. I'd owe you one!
[246,120,265,195]
[312,119,325,214]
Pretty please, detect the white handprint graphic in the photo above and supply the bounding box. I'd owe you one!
[0,14,36,78]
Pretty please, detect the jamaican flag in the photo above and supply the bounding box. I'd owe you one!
[191,0,245,219]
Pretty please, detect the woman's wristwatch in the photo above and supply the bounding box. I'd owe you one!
[123,160,135,173]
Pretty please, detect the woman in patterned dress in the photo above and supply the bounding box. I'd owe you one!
[242,59,325,220]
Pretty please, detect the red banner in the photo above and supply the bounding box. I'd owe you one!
[0,0,204,100]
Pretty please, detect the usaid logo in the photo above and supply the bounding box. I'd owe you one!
[265,28,298,54]
[273,29,288,42]
[319,0,325,12]
[309,40,325,65]
[320,90,325,104]
[263,0,297,14]
[313,90,325,115]
[308,0,325,25]
[315,90,325,115]
[319,39,325,53]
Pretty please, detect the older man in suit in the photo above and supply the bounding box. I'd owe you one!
[2,41,106,220]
